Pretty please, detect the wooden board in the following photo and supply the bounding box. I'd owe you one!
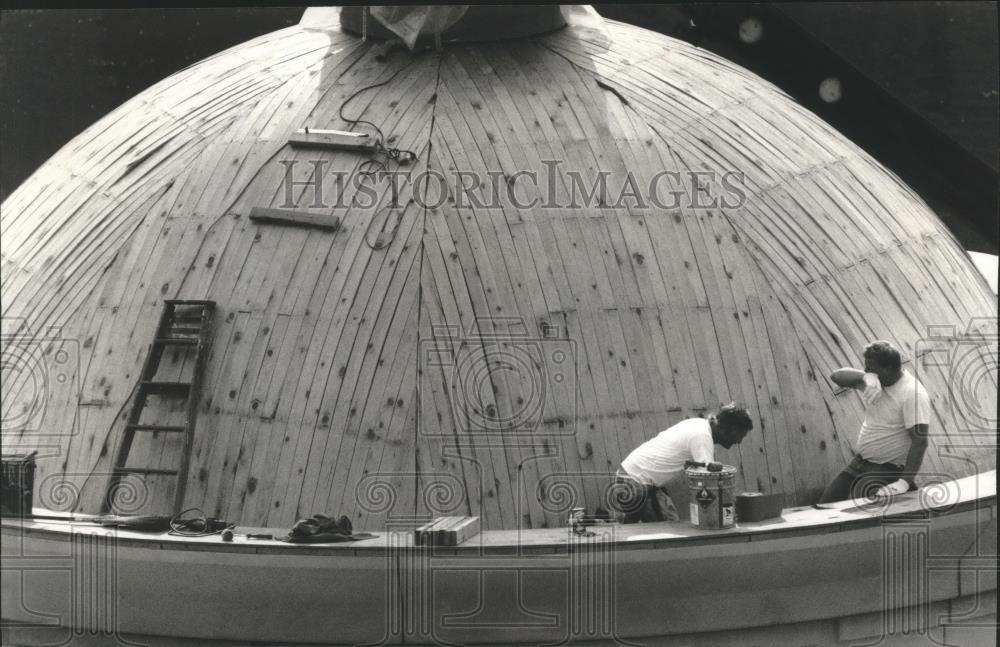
[248,207,341,232]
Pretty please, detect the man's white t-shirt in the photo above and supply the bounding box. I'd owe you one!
[620,417,715,487]
[857,370,930,466]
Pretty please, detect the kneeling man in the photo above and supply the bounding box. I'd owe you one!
[616,403,754,524]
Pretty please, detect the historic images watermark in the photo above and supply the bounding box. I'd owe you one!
[278,159,748,213]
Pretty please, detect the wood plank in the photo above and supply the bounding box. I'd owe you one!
[249,207,341,232]
[288,130,378,153]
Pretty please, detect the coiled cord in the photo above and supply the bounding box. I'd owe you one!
[168,507,232,537]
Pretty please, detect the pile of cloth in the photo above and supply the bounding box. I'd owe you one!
[281,514,376,544]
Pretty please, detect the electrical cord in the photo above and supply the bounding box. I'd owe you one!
[363,200,407,250]
[168,507,232,537]
[337,55,421,178]
[335,50,432,250]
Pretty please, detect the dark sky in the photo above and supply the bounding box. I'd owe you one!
[0,8,304,201]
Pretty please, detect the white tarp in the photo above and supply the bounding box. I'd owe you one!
[369,5,469,50]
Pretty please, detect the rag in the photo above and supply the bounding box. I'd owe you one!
[861,372,883,406]
[281,513,376,544]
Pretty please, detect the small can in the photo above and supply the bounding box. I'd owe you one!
[568,507,585,527]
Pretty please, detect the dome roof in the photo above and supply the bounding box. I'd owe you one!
[2,8,995,530]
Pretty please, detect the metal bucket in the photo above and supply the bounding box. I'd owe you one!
[685,465,737,529]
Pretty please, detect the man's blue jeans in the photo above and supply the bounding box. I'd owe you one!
[818,454,908,504]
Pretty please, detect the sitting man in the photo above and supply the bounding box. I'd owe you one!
[819,340,930,503]
[615,403,754,524]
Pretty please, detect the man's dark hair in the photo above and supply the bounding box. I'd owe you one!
[716,402,753,433]
[863,340,902,371]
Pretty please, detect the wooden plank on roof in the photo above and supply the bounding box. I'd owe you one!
[288,130,378,153]
[249,207,341,232]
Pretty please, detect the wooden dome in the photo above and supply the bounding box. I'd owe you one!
[2,8,995,530]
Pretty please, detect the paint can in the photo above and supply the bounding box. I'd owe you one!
[685,464,737,529]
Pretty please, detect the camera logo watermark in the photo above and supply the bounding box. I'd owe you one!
[1,317,80,438]
[418,318,578,437]
[914,317,997,442]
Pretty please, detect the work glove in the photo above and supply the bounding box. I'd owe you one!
[873,478,909,498]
